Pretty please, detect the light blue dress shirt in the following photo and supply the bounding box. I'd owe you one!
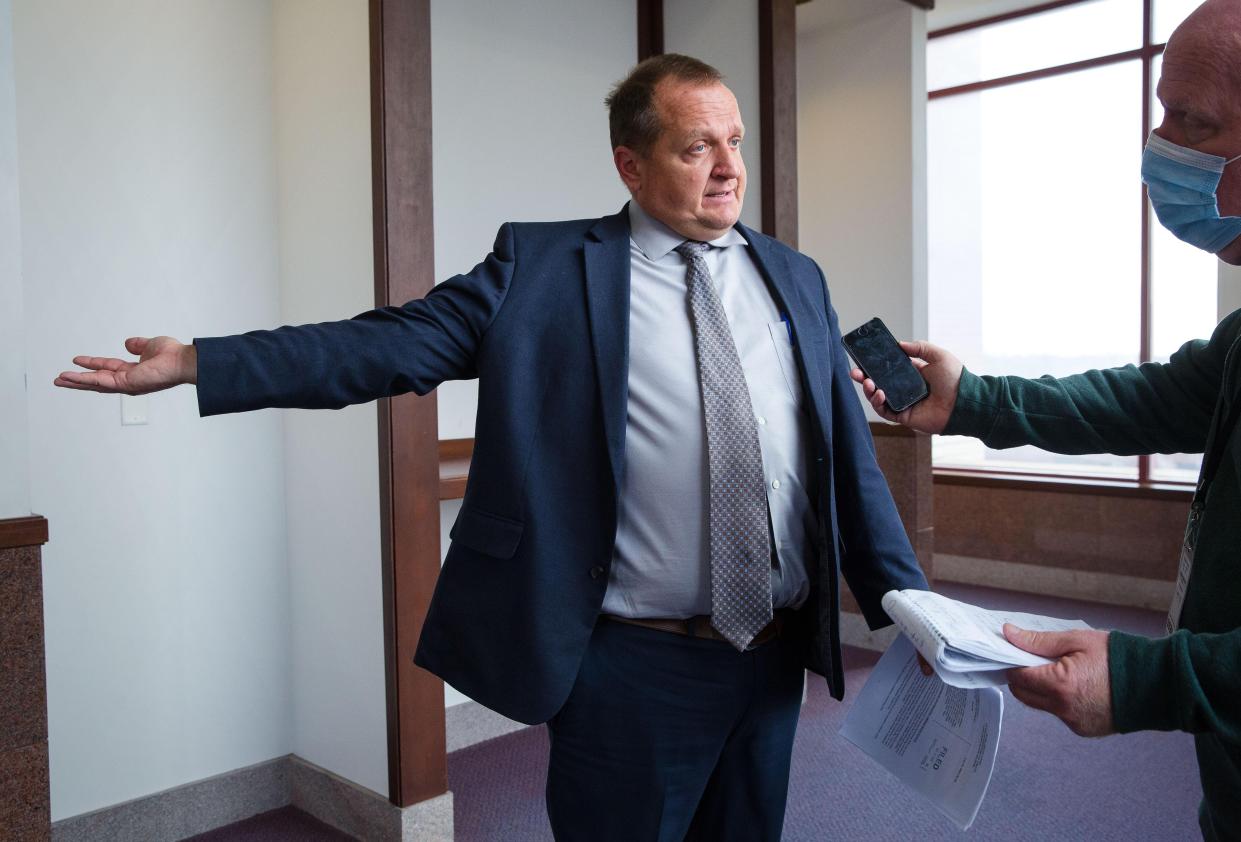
[601,202,816,619]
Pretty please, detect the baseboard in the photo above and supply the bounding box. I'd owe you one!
[51,756,289,842]
[51,755,453,842]
[933,554,1174,611]
[289,755,452,842]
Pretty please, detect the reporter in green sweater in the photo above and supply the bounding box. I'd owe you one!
[853,2,1241,839]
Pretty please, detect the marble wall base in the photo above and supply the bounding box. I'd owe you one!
[933,553,1176,611]
[52,754,453,842]
[1,534,51,842]
[935,481,1187,583]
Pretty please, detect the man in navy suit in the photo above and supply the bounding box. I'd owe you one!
[58,54,927,841]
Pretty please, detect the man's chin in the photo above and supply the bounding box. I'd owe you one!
[698,206,741,234]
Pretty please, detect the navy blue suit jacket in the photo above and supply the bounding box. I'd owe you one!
[195,206,928,724]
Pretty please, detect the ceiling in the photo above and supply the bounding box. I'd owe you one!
[796,0,928,35]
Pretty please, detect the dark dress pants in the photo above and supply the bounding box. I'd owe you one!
[545,617,805,842]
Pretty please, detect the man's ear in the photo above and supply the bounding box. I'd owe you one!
[614,146,643,193]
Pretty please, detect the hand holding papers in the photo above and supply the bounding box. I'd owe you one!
[840,635,1001,830]
[880,589,1093,688]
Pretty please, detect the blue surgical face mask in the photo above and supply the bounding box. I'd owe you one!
[1142,132,1241,253]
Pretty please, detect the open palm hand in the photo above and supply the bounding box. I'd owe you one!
[54,336,197,395]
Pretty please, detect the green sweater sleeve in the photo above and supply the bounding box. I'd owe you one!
[1109,628,1241,742]
[942,311,1241,456]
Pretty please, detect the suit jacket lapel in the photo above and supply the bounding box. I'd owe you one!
[583,208,632,493]
[738,224,834,441]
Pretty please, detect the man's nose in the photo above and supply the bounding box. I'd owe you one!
[1151,115,1184,148]
[713,149,741,180]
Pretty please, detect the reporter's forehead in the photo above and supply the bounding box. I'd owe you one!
[1159,30,1241,121]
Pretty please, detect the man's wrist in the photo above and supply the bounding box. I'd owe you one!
[181,343,198,385]
[940,367,991,437]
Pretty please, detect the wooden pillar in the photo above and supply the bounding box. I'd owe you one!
[759,0,799,248]
[368,0,447,808]
[638,0,664,60]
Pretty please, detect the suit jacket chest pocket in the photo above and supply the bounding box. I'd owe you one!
[767,320,805,403]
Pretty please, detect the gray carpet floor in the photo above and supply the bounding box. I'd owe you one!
[197,583,1203,841]
[447,583,1201,841]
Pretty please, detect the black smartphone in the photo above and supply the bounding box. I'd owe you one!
[841,317,928,413]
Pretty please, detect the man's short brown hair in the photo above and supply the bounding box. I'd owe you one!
[605,54,724,155]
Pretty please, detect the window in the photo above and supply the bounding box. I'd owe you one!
[927,0,1216,485]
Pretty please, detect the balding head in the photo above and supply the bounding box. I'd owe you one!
[1156,0,1241,262]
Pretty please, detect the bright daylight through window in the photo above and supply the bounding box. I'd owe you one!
[927,0,1216,484]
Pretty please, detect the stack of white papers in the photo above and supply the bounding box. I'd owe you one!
[881,589,1092,689]
[840,636,1001,830]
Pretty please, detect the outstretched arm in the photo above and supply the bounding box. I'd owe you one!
[851,308,1241,456]
[55,223,518,414]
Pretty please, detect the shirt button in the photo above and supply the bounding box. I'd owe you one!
[589,565,605,580]
[756,416,767,425]
[771,479,781,490]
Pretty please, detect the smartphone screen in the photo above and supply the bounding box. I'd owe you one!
[841,317,928,413]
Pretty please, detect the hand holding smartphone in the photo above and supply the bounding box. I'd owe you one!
[841,317,928,413]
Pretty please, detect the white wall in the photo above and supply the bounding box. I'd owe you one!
[1222,262,1241,318]
[798,6,928,360]
[664,0,762,233]
[272,0,387,795]
[430,0,634,442]
[429,0,635,706]
[14,0,291,820]
[0,0,30,519]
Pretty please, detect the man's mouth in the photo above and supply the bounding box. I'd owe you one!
[704,189,735,202]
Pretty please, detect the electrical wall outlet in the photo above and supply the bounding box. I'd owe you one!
[121,394,148,426]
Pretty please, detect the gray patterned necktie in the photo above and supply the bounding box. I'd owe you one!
[675,241,773,651]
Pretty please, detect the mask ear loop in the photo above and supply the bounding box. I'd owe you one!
[1227,153,1241,166]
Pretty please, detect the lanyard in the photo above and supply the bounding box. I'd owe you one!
[1166,330,1240,633]
[1191,332,1241,509]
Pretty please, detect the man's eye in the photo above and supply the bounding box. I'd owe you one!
[730,138,742,148]
[692,143,707,153]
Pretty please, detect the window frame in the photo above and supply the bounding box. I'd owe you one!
[927,0,1192,490]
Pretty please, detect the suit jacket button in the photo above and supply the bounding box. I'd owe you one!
[589,565,604,580]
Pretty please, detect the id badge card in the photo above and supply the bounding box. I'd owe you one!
[1165,503,1203,634]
